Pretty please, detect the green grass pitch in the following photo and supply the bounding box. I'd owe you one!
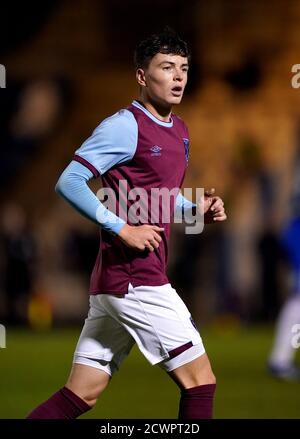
[0,326,299,418]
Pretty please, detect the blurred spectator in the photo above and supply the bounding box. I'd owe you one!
[63,228,99,278]
[220,135,265,320]
[0,79,69,188]
[268,143,300,380]
[268,214,300,380]
[257,220,281,321]
[256,171,281,321]
[0,203,36,325]
[170,231,202,309]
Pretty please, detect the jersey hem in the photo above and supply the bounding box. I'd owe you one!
[89,279,170,295]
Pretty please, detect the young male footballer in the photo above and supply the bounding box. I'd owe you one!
[27,28,227,419]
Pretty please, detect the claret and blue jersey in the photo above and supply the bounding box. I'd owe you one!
[56,100,195,294]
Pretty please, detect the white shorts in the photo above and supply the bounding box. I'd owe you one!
[73,282,205,376]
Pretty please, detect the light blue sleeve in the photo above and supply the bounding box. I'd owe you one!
[55,161,126,235]
[175,192,197,215]
[74,109,138,175]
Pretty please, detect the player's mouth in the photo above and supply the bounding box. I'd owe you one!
[171,86,183,97]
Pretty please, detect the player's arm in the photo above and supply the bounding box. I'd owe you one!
[175,192,196,216]
[55,161,126,235]
[175,190,227,224]
[56,109,163,251]
[174,191,197,225]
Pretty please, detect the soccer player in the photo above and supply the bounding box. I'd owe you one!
[268,214,300,380]
[27,28,227,419]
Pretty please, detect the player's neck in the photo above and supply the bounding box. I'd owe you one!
[137,97,172,123]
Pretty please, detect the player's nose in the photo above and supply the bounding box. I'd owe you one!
[173,69,184,82]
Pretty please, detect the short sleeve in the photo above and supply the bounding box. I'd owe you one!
[74,109,138,176]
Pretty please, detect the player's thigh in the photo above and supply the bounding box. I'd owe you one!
[167,352,216,389]
[73,295,135,378]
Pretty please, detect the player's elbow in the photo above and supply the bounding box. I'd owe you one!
[55,174,66,197]
[55,172,74,200]
[55,170,78,198]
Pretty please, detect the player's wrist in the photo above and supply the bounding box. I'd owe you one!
[117,223,131,240]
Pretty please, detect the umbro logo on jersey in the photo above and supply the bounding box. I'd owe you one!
[150,145,162,156]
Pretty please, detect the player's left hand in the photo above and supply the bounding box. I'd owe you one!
[198,188,227,224]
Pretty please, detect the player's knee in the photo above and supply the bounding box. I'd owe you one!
[191,360,217,387]
[189,369,216,387]
[206,371,216,385]
[197,362,216,386]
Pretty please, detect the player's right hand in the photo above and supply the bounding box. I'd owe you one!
[117,224,164,252]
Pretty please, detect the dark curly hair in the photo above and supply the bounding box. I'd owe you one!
[134,27,191,70]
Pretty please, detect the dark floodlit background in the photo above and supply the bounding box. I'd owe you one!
[1,0,300,418]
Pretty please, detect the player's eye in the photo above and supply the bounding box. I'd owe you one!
[163,66,172,70]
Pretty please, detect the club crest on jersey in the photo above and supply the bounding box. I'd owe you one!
[150,145,162,156]
[183,138,190,163]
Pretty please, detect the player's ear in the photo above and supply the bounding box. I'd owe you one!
[136,68,147,87]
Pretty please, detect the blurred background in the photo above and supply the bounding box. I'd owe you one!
[1,0,300,418]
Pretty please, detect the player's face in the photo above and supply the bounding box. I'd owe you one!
[137,53,189,107]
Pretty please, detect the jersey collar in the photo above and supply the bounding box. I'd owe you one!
[132,100,173,127]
